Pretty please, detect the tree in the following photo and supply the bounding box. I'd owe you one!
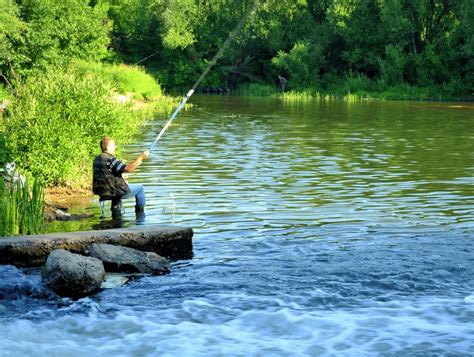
[0,0,26,85]
[2,0,111,80]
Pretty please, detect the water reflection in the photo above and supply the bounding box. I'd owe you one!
[48,97,474,232]
[6,97,474,355]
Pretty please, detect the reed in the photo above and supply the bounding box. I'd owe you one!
[0,176,44,237]
[343,92,366,102]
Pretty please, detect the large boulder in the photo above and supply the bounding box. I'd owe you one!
[87,243,170,275]
[44,249,105,299]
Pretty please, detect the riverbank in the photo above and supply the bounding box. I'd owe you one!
[45,187,93,211]
[0,62,183,235]
[234,82,474,102]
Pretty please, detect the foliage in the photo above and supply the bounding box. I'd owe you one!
[3,64,144,187]
[76,61,162,99]
[0,176,44,236]
[103,0,472,97]
[0,0,25,85]
[235,83,277,97]
[1,0,111,82]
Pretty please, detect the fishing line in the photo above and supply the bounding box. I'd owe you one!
[148,1,259,152]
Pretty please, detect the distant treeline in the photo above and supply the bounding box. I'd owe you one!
[1,0,473,95]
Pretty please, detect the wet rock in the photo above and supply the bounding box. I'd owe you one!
[44,249,105,299]
[88,243,170,275]
[44,204,93,222]
[0,226,193,267]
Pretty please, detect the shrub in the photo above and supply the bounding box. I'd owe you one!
[1,0,111,81]
[271,42,323,89]
[3,63,145,187]
[76,62,162,99]
[235,83,277,96]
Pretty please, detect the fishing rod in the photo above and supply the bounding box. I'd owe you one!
[148,1,259,152]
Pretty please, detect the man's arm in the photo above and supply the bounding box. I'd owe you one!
[124,150,149,173]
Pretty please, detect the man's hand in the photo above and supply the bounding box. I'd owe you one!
[124,150,149,173]
[140,150,150,160]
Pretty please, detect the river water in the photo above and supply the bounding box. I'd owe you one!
[1,96,473,356]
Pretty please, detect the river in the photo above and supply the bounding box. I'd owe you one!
[1,96,473,356]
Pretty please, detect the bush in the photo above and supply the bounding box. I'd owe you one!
[3,63,145,187]
[1,0,111,81]
[76,62,162,99]
[271,42,322,89]
[235,83,277,96]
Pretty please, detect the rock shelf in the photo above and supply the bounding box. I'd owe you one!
[0,225,193,267]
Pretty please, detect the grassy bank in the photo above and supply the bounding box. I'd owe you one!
[0,62,179,189]
[235,81,473,102]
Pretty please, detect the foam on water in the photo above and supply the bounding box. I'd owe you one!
[1,293,473,356]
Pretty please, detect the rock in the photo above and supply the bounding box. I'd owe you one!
[44,204,93,222]
[88,243,170,275]
[0,225,193,267]
[44,249,105,299]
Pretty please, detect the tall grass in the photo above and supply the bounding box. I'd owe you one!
[0,176,44,236]
[235,83,277,97]
[234,83,368,103]
[76,61,162,100]
[280,90,338,102]
[4,63,146,187]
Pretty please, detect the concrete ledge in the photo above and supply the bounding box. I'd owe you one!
[0,225,193,267]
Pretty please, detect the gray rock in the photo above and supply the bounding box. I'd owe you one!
[88,243,170,275]
[0,226,193,267]
[44,249,105,299]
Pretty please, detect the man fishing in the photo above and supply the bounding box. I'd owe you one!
[92,136,149,219]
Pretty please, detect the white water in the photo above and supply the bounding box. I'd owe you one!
[1,294,474,356]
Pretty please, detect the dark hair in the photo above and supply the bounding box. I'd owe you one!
[100,137,113,152]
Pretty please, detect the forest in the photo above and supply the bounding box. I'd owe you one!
[2,0,473,97]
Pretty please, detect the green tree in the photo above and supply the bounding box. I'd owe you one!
[0,0,26,85]
[2,0,111,80]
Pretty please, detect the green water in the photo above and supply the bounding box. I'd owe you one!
[12,96,474,355]
[48,96,473,231]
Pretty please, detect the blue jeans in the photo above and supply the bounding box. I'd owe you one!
[122,184,146,206]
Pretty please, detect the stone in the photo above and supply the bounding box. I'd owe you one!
[0,225,193,267]
[44,249,105,299]
[87,243,170,275]
[44,204,93,221]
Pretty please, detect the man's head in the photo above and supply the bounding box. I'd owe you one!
[100,136,116,154]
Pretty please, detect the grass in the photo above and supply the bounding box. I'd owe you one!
[76,61,163,100]
[0,176,45,237]
[234,83,278,97]
[0,84,13,102]
[233,75,473,102]
[234,84,367,103]
[3,61,182,188]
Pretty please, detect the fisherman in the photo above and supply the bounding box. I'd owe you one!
[92,136,149,219]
